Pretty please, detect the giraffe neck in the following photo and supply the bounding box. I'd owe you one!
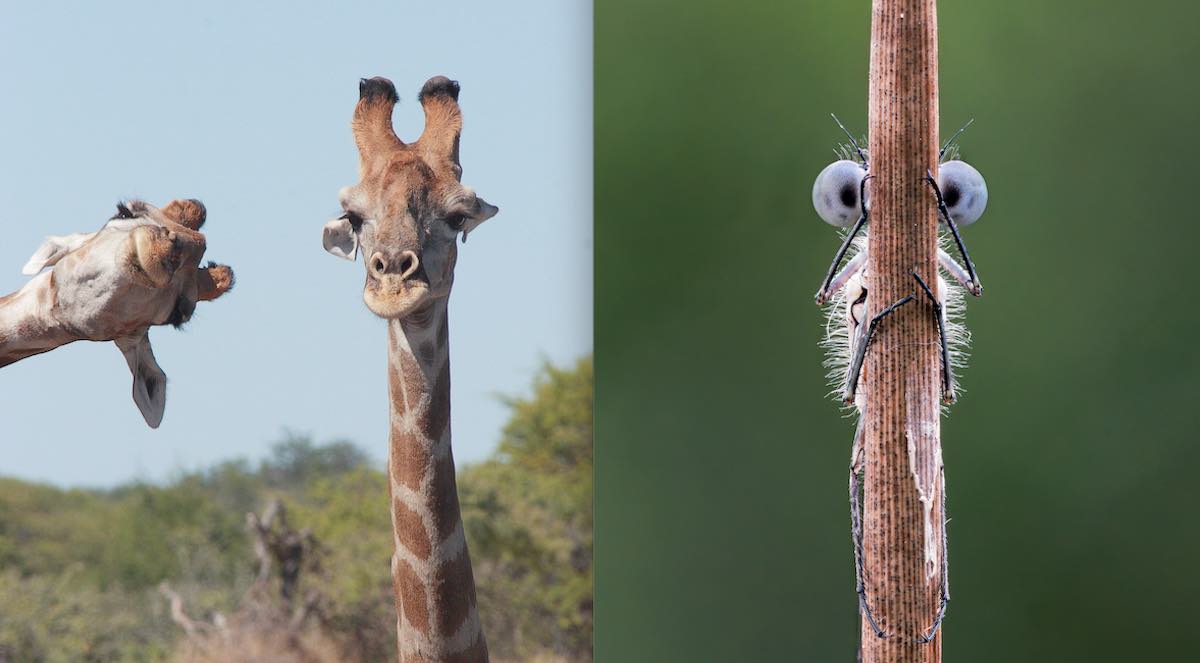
[386,302,487,662]
[0,273,75,368]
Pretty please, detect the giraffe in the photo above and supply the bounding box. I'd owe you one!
[321,75,498,662]
[0,198,234,427]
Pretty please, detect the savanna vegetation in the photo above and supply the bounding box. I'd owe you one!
[0,357,592,663]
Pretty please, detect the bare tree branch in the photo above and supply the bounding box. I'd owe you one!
[159,582,210,640]
[246,500,319,604]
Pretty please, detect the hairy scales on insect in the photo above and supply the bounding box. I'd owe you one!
[810,115,989,643]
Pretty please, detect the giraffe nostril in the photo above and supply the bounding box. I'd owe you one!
[372,256,386,275]
[397,251,420,280]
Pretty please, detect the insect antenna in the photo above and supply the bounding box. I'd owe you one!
[939,118,975,161]
[831,113,868,167]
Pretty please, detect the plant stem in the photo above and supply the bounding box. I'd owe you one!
[862,0,946,661]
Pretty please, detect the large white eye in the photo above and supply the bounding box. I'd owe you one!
[937,160,988,226]
[812,160,867,227]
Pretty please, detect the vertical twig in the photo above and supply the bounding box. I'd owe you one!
[862,1,945,662]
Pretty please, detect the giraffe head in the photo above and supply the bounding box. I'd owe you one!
[19,198,234,426]
[322,76,498,319]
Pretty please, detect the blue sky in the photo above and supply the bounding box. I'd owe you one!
[0,1,592,487]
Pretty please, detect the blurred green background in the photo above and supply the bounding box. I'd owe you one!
[596,1,1199,661]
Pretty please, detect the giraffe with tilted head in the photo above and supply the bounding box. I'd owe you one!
[322,75,499,662]
[0,198,234,427]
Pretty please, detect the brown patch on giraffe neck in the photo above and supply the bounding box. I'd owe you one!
[423,357,452,444]
[388,441,465,555]
[434,543,481,642]
[393,557,432,635]
[390,454,461,520]
[427,452,464,544]
[392,496,432,561]
[390,427,432,493]
[388,333,452,494]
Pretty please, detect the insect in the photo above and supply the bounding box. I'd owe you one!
[812,115,988,642]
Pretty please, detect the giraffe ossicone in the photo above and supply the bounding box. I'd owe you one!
[0,198,235,427]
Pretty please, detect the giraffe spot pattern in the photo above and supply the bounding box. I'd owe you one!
[392,494,432,561]
[393,555,432,636]
[385,315,486,660]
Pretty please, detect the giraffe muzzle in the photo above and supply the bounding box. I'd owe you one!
[363,250,431,319]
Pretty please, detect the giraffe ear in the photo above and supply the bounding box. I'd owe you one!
[115,332,167,428]
[22,232,96,275]
[461,196,499,241]
[323,216,375,261]
[322,217,359,261]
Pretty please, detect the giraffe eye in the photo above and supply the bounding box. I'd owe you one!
[937,160,988,226]
[340,210,364,231]
[445,213,467,231]
[812,160,867,228]
[114,202,136,219]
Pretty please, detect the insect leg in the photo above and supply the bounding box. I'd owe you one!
[936,248,974,292]
[842,294,914,405]
[925,170,982,296]
[912,271,956,404]
[917,466,951,643]
[850,417,888,639]
[815,176,871,305]
[821,252,867,306]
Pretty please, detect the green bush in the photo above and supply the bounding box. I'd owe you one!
[462,357,594,662]
[0,356,593,662]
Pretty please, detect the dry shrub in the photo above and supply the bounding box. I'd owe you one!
[171,625,342,663]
